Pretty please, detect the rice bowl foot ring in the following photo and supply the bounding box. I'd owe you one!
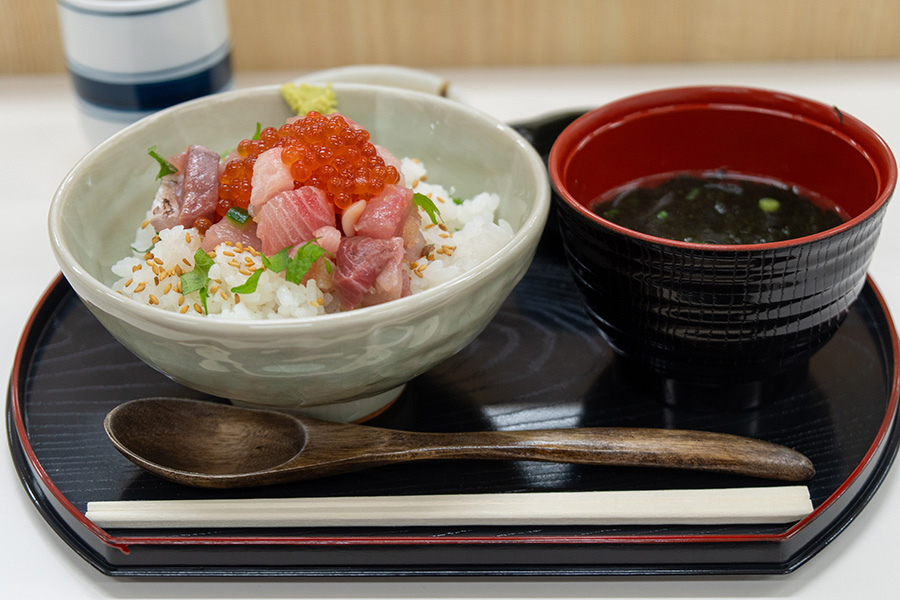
[229,384,406,423]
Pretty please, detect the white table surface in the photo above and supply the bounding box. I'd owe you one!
[3,62,899,598]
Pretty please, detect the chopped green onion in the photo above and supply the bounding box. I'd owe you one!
[452,196,464,205]
[758,198,781,213]
[686,187,701,201]
[252,122,262,141]
[656,210,669,221]
[225,206,252,225]
[147,146,177,179]
[414,192,443,225]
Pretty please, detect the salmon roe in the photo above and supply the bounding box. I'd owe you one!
[217,111,400,218]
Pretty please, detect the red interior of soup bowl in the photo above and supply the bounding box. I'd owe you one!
[550,86,896,248]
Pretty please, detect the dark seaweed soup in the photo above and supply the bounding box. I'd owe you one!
[592,172,845,245]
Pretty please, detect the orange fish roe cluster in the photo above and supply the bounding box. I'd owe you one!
[217,111,400,218]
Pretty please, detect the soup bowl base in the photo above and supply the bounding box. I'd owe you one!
[618,356,810,412]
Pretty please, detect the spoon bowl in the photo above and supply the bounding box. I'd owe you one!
[105,398,816,489]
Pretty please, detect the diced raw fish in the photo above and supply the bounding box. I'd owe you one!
[354,185,425,259]
[178,145,221,229]
[334,236,406,309]
[200,218,262,253]
[365,250,409,307]
[312,225,341,255]
[249,147,294,212]
[167,150,188,173]
[149,172,183,232]
[255,186,336,256]
[354,185,414,238]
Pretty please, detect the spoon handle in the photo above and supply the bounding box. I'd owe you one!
[391,427,814,482]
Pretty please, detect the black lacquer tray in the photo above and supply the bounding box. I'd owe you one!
[7,113,900,577]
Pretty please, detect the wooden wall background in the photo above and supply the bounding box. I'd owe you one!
[3,0,900,74]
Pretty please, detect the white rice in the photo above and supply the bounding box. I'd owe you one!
[111,159,514,319]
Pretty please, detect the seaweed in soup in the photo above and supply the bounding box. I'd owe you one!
[592,172,845,245]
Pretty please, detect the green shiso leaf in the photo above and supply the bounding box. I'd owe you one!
[198,286,209,315]
[147,146,177,179]
[414,192,443,225]
[254,240,334,290]
[180,248,213,296]
[261,247,291,273]
[285,240,331,285]
[230,268,263,294]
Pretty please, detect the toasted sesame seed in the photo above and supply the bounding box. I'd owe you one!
[148,294,159,305]
[222,250,235,257]
[152,235,161,243]
[174,264,184,276]
[153,257,164,265]
[179,305,189,314]
[193,304,203,314]
[219,290,228,300]
[209,284,219,294]
[134,282,146,293]
[125,278,133,287]
[163,283,173,295]
[235,242,244,252]
[153,276,159,286]
[239,268,252,276]
[185,232,192,244]
[132,264,142,272]
[176,280,183,293]
[144,252,153,260]
[234,294,241,304]
[413,269,424,278]
[228,259,240,268]
[140,219,150,229]
[177,295,185,306]
[244,256,255,266]
[409,261,419,269]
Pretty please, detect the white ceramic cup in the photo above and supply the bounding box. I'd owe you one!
[57,0,233,142]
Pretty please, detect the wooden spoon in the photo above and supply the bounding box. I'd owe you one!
[104,397,815,489]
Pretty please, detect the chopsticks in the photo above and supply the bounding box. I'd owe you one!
[85,486,812,528]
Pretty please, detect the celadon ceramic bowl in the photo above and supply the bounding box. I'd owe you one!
[49,83,550,422]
